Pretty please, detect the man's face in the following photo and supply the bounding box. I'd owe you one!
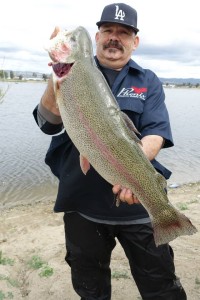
[95,23,139,69]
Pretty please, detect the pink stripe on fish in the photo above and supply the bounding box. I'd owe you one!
[75,103,142,191]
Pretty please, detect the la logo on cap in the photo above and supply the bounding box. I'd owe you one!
[115,5,125,21]
[96,3,139,33]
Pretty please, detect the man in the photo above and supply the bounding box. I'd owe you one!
[33,3,187,299]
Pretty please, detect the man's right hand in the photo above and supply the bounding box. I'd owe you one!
[40,26,62,118]
[50,26,61,40]
[40,76,61,117]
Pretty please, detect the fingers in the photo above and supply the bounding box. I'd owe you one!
[112,184,121,194]
[120,188,140,205]
[50,26,61,39]
[112,185,140,205]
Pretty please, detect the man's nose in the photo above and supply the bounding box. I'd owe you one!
[108,31,119,40]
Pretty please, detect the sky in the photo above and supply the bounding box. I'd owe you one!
[0,0,199,78]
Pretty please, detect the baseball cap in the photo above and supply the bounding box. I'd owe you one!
[96,3,139,33]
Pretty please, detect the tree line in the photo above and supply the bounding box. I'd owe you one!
[0,70,49,81]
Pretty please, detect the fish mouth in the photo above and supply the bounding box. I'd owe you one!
[52,62,74,78]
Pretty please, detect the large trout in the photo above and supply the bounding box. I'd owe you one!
[46,26,197,246]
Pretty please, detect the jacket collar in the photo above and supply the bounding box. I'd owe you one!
[94,56,145,74]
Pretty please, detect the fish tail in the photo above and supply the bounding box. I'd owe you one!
[152,211,197,247]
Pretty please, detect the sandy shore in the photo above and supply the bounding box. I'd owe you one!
[0,182,200,300]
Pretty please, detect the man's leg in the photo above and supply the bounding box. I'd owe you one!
[63,213,116,300]
[117,223,187,300]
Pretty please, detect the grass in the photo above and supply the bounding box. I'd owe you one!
[111,270,130,280]
[0,275,19,288]
[0,252,17,299]
[27,255,54,278]
[0,252,14,266]
[27,255,45,270]
[176,203,188,211]
[0,275,17,300]
[0,291,14,300]
[39,265,54,278]
[0,253,54,300]
[176,197,199,211]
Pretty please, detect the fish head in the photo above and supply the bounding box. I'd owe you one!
[45,26,94,79]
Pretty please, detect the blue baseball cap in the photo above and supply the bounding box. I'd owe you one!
[96,3,139,33]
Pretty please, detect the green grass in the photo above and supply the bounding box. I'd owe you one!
[0,290,14,300]
[111,270,130,280]
[0,254,53,300]
[0,275,19,287]
[0,252,14,266]
[27,255,45,270]
[176,203,188,210]
[39,265,54,278]
[27,255,54,278]
[0,252,16,299]
[0,291,14,300]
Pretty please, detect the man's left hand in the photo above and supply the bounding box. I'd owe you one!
[112,185,140,205]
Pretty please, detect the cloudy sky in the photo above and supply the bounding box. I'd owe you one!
[0,0,199,78]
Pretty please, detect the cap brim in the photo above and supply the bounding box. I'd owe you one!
[96,20,139,33]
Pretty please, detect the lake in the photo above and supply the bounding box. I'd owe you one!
[0,82,200,210]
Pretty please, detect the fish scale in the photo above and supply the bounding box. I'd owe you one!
[47,26,197,246]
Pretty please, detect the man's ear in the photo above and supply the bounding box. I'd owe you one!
[132,36,139,51]
[95,32,100,42]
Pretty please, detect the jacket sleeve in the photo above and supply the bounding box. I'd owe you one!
[139,71,174,149]
[33,105,63,135]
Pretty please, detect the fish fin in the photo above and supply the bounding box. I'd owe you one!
[152,208,197,247]
[80,155,90,175]
[121,112,142,145]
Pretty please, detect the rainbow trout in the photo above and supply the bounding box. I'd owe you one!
[46,26,197,246]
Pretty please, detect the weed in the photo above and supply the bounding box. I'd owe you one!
[0,252,14,266]
[39,265,54,278]
[27,255,54,278]
[0,291,14,300]
[27,255,45,270]
[111,270,130,280]
[0,291,5,300]
[0,275,19,287]
[176,203,188,210]
[6,292,13,299]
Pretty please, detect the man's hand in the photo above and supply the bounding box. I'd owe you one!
[40,26,62,119]
[112,184,140,205]
[112,135,164,206]
[50,26,61,39]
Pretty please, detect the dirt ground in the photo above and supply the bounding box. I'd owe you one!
[0,182,200,300]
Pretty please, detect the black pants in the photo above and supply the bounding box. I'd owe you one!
[64,212,187,300]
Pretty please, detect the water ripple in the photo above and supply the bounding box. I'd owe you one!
[0,83,200,209]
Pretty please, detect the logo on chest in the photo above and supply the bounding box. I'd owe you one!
[117,86,147,100]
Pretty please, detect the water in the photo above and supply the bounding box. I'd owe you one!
[0,82,57,210]
[0,82,200,210]
[157,88,200,185]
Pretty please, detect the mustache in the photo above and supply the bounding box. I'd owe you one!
[103,40,123,51]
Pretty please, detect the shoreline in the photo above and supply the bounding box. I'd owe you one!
[0,181,200,299]
[1,180,200,213]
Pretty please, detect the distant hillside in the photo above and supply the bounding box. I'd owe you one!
[159,78,200,85]
[4,70,49,79]
[2,70,200,85]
